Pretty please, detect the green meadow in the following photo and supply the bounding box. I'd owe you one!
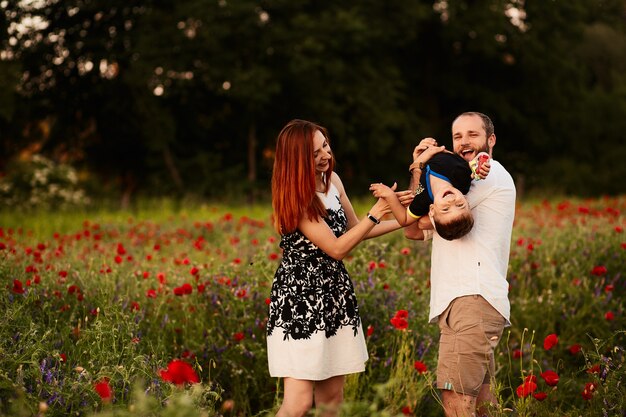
[0,196,624,416]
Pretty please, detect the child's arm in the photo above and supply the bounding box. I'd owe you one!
[369,182,416,226]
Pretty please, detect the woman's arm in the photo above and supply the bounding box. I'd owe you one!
[298,196,390,261]
[332,173,403,238]
[299,172,392,260]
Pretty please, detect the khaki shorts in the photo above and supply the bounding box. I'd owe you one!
[436,295,505,397]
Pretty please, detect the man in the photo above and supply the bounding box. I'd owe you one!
[407,112,516,417]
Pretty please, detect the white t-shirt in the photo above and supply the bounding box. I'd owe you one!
[428,159,516,325]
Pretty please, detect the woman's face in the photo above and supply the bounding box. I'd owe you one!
[312,130,332,175]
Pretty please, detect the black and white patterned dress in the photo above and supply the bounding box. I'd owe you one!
[266,183,368,380]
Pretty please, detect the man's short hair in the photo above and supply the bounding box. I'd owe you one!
[457,112,495,137]
[434,211,474,241]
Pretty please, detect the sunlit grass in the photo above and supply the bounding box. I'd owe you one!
[1,195,624,416]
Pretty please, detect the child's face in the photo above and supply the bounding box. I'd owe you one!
[429,187,470,223]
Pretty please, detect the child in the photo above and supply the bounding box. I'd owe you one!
[370,146,489,240]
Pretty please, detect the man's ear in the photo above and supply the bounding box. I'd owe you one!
[488,134,496,156]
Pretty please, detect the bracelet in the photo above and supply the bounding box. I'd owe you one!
[409,161,426,173]
[367,212,381,225]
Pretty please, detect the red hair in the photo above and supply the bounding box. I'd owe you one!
[271,119,335,234]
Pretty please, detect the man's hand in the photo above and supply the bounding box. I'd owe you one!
[412,137,439,162]
[396,189,414,207]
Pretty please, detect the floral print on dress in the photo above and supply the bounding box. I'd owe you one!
[267,196,362,341]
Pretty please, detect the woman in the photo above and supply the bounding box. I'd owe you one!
[267,119,407,416]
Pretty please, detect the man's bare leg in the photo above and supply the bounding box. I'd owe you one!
[476,383,497,417]
[441,389,477,417]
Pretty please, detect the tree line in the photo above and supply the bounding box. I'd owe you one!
[1,0,625,203]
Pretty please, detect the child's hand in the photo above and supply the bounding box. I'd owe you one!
[470,152,490,180]
[369,182,397,200]
[476,160,491,179]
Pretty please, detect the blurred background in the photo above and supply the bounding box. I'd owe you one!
[1,0,625,209]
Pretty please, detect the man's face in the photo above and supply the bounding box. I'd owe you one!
[452,114,492,162]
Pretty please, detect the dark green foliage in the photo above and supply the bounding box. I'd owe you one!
[1,1,625,199]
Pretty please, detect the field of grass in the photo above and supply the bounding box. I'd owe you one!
[0,196,624,416]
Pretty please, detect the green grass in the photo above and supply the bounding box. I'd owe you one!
[1,196,625,416]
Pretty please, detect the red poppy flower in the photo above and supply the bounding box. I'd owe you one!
[395,310,409,319]
[402,406,412,415]
[615,226,623,233]
[390,316,408,330]
[94,378,113,402]
[268,253,279,260]
[543,333,558,350]
[233,332,245,342]
[59,353,67,363]
[569,344,582,355]
[116,243,126,255]
[513,349,522,359]
[264,297,271,305]
[400,247,410,255]
[540,370,559,386]
[146,289,157,298]
[587,364,601,374]
[581,382,596,400]
[604,284,614,293]
[414,361,428,374]
[516,375,537,398]
[605,311,614,321]
[12,279,25,294]
[591,265,607,276]
[159,359,200,386]
[190,266,199,276]
[366,325,374,337]
[533,392,547,401]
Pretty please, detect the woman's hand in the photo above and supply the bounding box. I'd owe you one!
[368,182,398,218]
